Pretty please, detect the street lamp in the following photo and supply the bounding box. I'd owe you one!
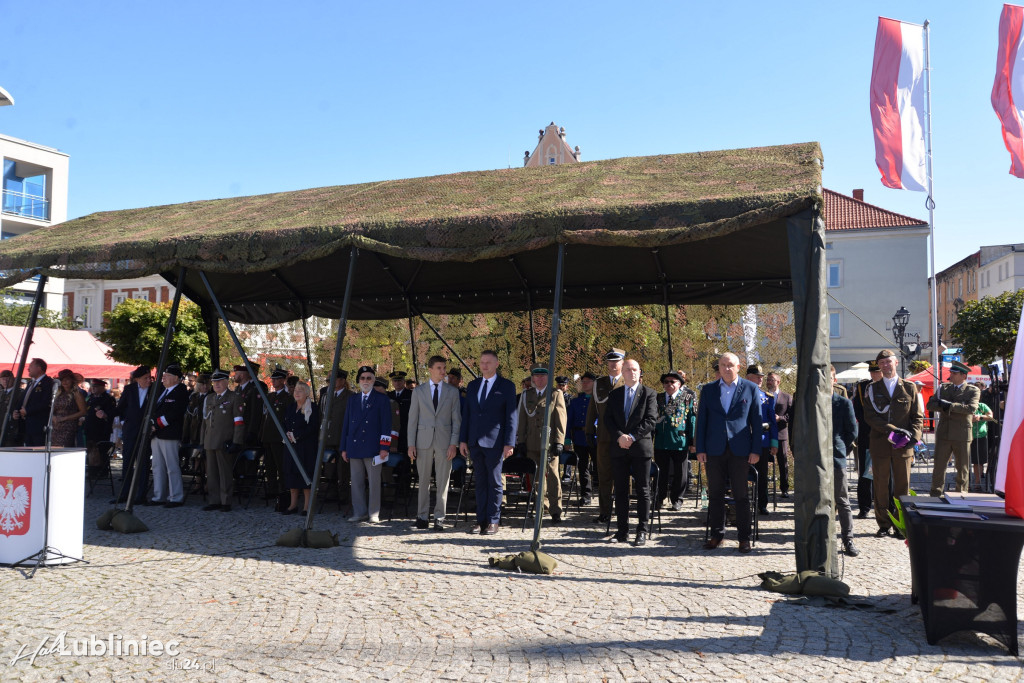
[892,306,910,377]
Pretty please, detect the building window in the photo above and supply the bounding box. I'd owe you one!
[825,242,834,250]
[827,261,842,288]
[137,290,150,302]
[828,311,841,338]
[111,293,127,308]
[958,278,962,297]
[81,296,92,329]
[549,157,556,165]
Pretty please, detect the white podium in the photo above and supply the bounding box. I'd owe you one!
[0,448,85,566]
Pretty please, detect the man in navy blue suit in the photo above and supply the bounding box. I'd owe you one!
[340,366,394,523]
[16,358,54,447]
[459,350,518,535]
[696,352,763,553]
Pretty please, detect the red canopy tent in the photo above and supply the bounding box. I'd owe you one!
[0,325,135,380]
[906,364,988,406]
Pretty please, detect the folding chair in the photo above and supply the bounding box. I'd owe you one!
[704,464,759,545]
[86,440,117,495]
[454,456,474,526]
[560,449,583,511]
[317,448,346,513]
[500,455,537,531]
[233,447,264,509]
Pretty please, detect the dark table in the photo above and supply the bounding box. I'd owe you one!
[900,495,1024,655]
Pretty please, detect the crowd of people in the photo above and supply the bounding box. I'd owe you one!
[0,342,991,553]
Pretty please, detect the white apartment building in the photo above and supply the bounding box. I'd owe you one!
[977,243,1024,299]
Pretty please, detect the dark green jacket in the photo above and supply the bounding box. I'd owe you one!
[653,391,695,451]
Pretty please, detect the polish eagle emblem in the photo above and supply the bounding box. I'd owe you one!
[0,477,31,536]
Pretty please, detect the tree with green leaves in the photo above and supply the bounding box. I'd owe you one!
[98,298,212,371]
[949,289,1024,366]
[0,290,77,330]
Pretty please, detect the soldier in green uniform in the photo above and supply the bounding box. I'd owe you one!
[927,360,981,496]
[261,368,295,506]
[200,369,246,512]
[516,363,568,524]
[585,348,626,524]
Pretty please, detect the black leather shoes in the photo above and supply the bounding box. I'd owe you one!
[634,531,648,546]
[875,527,892,537]
[415,518,430,529]
[482,523,499,535]
[738,540,752,553]
[843,540,861,557]
[613,530,629,543]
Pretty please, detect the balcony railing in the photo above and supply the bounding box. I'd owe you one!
[2,189,50,221]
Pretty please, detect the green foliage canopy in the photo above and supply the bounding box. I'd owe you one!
[98,298,211,371]
[949,289,1024,366]
[0,290,76,330]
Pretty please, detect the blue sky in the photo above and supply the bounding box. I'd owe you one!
[1,1,1019,271]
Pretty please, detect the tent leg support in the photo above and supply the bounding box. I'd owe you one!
[0,273,47,446]
[198,272,311,487]
[531,243,566,552]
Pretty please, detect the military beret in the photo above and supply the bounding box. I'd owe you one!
[131,365,151,379]
[746,364,764,377]
[660,371,684,383]
[555,376,570,384]
[949,360,971,374]
[197,373,212,384]
[581,371,597,381]
[357,365,376,377]
[603,348,626,361]
[270,368,289,380]
[447,367,462,378]
[373,378,388,388]
[210,369,230,381]
[388,370,407,380]
[162,363,184,378]
[876,349,898,361]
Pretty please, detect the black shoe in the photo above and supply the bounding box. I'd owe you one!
[781,492,790,499]
[672,501,684,512]
[581,497,592,506]
[415,518,430,530]
[163,501,184,508]
[144,500,166,506]
[550,515,562,525]
[843,540,860,557]
[893,529,905,540]
[857,510,870,519]
[202,504,222,512]
[220,505,232,512]
[758,508,770,517]
[875,527,892,537]
[634,530,648,546]
[613,530,629,543]
[433,521,445,531]
[593,514,610,524]
[281,507,298,515]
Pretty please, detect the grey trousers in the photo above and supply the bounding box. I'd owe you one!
[833,459,853,542]
[350,457,382,518]
[151,437,184,503]
[416,446,454,521]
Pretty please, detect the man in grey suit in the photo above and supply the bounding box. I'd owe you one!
[409,355,463,530]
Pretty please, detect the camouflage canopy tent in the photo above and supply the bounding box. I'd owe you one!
[0,142,837,574]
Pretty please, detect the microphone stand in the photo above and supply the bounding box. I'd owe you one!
[14,379,87,578]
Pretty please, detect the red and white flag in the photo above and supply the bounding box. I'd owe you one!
[870,17,927,191]
[995,298,1024,518]
[992,4,1024,179]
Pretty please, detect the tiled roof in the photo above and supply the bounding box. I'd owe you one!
[823,188,928,231]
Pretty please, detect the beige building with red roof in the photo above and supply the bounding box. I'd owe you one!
[822,188,931,371]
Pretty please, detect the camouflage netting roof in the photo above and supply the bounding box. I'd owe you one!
[0,142,823,322]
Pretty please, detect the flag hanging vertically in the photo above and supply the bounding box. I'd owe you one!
[870,17,927,191]
[995,298,1024,518]
[992,4,1024,179]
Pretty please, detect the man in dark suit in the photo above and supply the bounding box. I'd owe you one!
[459,350,518,535]
[603,359,659,546]
[84,378,116,471]
[764,371,793,498]
[233,363,264,448]
[0,369,25,447]
[831,374,859,557]
[262,368,295,506]
[108,365,153,504]
[695,352,764,553]
[319,368,353,504]
[150,363,190,507]
[17,358,54,447]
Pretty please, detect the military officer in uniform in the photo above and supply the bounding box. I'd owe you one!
[261,367,295,506]
[516,363,568,524]
[585,348,626,524]
[927,360,981,496]
[862,349,923,538]
[182,373,210,476]
[388,370,413,456]
[200,369,245,512]
[233,363,264,448]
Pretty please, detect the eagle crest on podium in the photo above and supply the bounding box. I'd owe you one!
[0,477,31,536]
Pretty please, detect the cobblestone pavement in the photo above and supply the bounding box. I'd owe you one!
[1,460,1021,681]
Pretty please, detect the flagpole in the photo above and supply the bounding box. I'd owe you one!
[923,19,940,393]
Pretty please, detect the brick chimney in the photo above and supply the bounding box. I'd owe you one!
[852,189,864,201]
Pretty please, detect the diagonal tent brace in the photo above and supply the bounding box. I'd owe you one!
[0,273,47,446]
[531,244,566,552]
[304,247,359,532]
[417,312,478,380]
[199,272,311,487]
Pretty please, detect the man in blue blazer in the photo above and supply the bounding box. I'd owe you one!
[696,352,763,553]
[340,366,394,523]
[17,358,54,447]
[459,350,518,535]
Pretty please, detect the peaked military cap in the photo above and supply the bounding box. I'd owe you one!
[210,369,230,381]
[388,370,407,380]
[530,363,549,375]
[555,376,570,384]
[197,373,213,384]
[373,378,388,388]
[233,363,260,374]
[603,348,626,362]
[270,368,289,380]
[949,360,971,374]
[746,364,764,377]
[867,360,881,373]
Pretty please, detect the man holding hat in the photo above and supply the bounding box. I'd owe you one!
[150,363,190,507]
[862,349,923,537]
[516,363,568,524]
[851,360,882,517]
[654,370,696,512]
[568,371,597,505]
[262,367,295,506]
[585,348,626,524]
[927,360,981,496]
[200,369,246,512]
[746,364,779,516]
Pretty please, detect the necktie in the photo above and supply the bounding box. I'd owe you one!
[432,384,439,410]
[625,386,634,415]
[362,394,369,411]
[480,379,489,403]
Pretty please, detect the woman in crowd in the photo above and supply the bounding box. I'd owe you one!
[51,368,87,447]
[281,381,320,515]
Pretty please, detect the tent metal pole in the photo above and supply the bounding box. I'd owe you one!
[417,312,478,380]
[531,243,565,552]
[663,302,675,370]
[406,301,419,383]
[201,302,220,370]
[299,301,316,388]
[0,273,48,446]
[305,247,359,530]
[198,271,311,487]
[528,310,537,364]
[508,257,537,363]
[121,267,186,512]
[651,248,674,369]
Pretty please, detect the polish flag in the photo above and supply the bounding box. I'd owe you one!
[995,298,1024,518]
[992,4,1024,179]
[870,17,927,191]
